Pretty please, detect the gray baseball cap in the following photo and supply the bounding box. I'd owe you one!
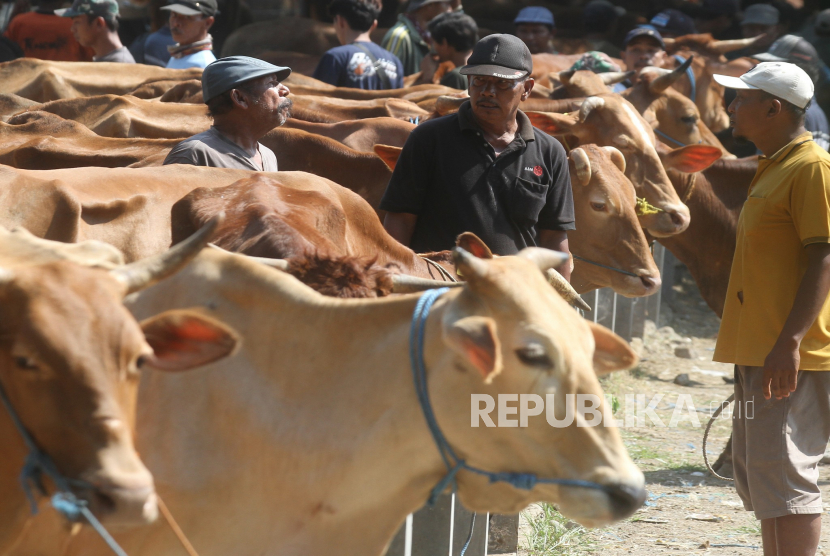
[407,0,450,12]
[459,34,532,79]
[740,3,779,26]
[202,56,291,103]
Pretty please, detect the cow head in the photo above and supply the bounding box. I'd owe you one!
[432,247,644,526]
[567,145,661,297]
[527,93,723,237]
[0,218,239,527]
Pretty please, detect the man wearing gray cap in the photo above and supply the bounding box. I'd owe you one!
[381,0,451,76]
[713,62,830,556]
[381,34,574,272]
[726,3,780,60]
[164,56,291,171]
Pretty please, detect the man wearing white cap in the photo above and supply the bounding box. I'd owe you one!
[712,62,830,555]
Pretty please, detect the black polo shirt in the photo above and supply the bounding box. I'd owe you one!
[380,100,574,255]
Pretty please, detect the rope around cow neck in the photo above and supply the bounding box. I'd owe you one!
[410,288,612,507]
[571,254,640,278]
[419,255,458,282]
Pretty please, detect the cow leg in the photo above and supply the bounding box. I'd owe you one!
[711,434,733,478]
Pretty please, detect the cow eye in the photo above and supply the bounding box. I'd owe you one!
[136,355,148,369]
[590,201,606,212]
[515,344,554,369]
[15,357,38,371]
[681,115,698,125]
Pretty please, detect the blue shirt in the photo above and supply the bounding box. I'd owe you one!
[142,25,175,67]
[805,100,830,152]
[312,42,404,90]
[166,49,216,70]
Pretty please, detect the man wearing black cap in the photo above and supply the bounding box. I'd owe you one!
[380,34,574,275]
[164,56,292,171]
[162,0,217,69]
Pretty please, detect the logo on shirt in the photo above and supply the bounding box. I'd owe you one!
[533,165,544,176]
[347,52,399,82]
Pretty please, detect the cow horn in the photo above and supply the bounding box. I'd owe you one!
[602,146,626,173]
[206,244,290,271]
[111,213,223,294]
[578,96,605,122]
[649,55,693,94]
[545,269,592,312]
[516,247,569,273]
[391,275,463,293]
[557,69,575,84]
[600,71,635,86]
[570,147,592,185]
[452,247,491,281]
[709,36,762,54]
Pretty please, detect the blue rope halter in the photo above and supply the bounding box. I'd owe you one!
[409,288,611,505]
[0,378,131,556]
[673,54,696,103]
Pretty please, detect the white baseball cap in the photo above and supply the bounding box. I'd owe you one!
[713,62,814,109]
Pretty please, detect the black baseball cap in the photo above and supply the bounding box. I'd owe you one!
[624,26,666,49]
[161,0,218,17]
[754,34,820,83]
[459,34,532,79]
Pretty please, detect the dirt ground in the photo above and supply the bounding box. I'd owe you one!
[516,266,830,555]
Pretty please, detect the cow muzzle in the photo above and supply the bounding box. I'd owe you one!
[557,478,647,527]
[80,469,158,527]
[640,203,690,237]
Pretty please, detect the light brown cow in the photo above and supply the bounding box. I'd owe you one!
[0,112,178,169]
[0,59,202,103]
[525,94,723,237]
[282,117,416,152]
[0,220,238,553]
[48,244,644,556]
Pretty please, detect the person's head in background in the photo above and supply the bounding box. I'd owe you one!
[161,0,217,46]
[407,0,451,29]
[649,9,697,38]
[328,0,381,45]
[691,0,739,38]
[513,6,555,55]
[740,3,780,47]
[754,35,821,87]
[429,11,478,66]
[621,27,666,75]
[583,0,625,39]
[59,0,122,52]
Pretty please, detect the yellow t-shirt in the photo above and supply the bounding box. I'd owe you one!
[714,132,830,369]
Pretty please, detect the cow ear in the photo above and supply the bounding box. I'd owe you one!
[373,144,402,171]
[662,144,722,173]
[586,321,638,375]
[525,111,579,135]
[140,309,239,372]
[444,316,502,383]
[385,98,428,121]
[456,232,493,259]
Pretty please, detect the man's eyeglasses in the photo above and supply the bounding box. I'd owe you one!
[470,76,524,90]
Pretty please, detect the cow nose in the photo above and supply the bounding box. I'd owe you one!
[92,483,158,526]
[639,274,661,292]
[605,483,647,520]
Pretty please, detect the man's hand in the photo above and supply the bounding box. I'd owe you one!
[762,339,800,399]
[538,230,570,282]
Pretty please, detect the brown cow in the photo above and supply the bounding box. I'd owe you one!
[282,117,415,151]
[524,94,723,237]
[0,112,178,169]
[0,59,202,103]
[0,219,238,553]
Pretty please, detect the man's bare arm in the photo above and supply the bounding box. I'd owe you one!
[538,230,571,282]
[763,243,830,399]
[383,212,419,247]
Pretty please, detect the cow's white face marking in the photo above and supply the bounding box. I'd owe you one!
[621,101,657,153]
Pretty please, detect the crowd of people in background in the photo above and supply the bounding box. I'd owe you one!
[1,0,830,151]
